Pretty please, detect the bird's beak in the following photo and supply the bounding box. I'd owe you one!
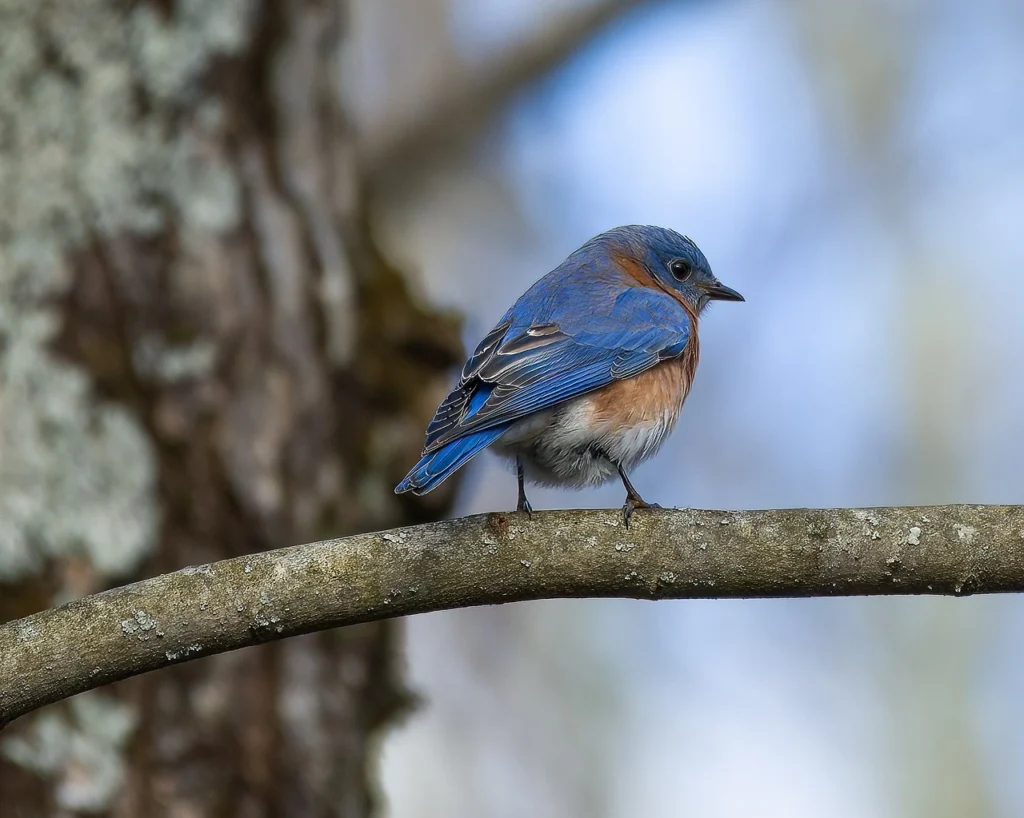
[704,281,745,302]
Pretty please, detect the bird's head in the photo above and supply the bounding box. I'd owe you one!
[604,225,744,313]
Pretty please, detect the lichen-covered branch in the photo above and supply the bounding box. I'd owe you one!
[3,504,1023,730]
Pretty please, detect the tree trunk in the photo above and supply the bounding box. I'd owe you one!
[0,2,461,815]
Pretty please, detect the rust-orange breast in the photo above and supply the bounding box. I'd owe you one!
[588,336,699,431]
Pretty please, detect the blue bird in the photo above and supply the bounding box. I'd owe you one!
[395,225,743,523]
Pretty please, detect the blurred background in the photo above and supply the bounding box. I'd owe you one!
[355,1,1024,817]
[2,0,1022,816]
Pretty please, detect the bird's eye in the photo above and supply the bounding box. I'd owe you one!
[669,259,692,281]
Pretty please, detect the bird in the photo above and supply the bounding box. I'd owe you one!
[395,225,743,524]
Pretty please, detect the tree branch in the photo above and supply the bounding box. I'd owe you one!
[3,505,1023,730]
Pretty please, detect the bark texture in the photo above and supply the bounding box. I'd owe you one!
[0,2,460,815]
[3,504,1023,733]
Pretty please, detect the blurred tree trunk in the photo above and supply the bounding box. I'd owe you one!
[0,1,461,816]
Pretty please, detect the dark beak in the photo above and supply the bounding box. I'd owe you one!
[704,282,745,302]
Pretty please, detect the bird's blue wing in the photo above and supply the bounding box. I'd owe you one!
[422,286,692,453]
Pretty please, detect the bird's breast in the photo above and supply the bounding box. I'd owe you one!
[588,341,699,433]
[494,338,700,485]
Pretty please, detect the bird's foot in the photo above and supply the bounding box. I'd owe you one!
[622,497,661,528]
[515,458,533,517]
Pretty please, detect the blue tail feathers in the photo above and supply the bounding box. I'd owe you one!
[395,426,506,495]
[395,388,507,495]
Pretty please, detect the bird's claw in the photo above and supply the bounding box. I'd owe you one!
[622,498,661,528]
[516,497,533,518]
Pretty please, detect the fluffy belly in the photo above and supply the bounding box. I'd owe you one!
[493,357,694,487]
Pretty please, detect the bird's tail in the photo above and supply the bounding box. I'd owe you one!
[396,387,508,495]
[395,425,506,495]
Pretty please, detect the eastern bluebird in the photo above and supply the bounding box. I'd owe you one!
[395,225,743,523]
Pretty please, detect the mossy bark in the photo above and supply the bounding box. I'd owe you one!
[0,2,461,815]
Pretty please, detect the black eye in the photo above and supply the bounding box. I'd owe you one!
[669,259,692,281]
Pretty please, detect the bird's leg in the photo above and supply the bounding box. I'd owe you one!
[618,466,660,527]
[516,457,533,516]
